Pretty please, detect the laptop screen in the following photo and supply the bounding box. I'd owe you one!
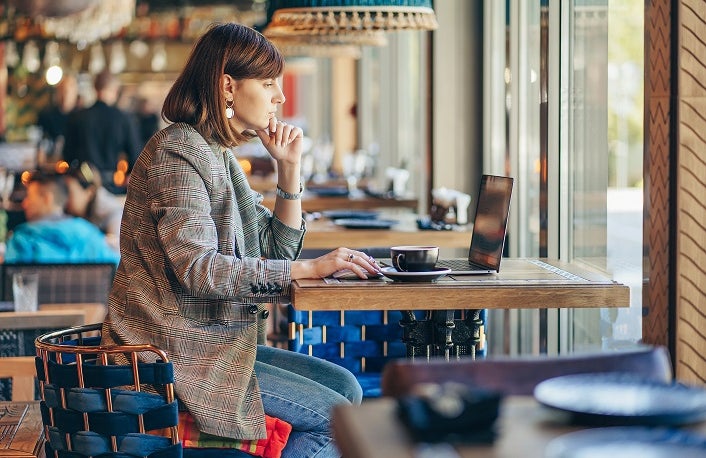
[467,175,514,270]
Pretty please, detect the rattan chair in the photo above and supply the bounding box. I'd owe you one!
[35,323,182,458]
[35,324,254,458]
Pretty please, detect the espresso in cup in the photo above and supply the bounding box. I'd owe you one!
[391,246,439,272]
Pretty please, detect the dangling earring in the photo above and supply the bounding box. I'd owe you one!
[225,98,234,119]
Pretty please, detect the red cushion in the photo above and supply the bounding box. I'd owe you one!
[179,411,292,458]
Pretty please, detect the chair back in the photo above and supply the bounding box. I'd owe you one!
[35,323,182,458]
[2,263,116,305]
[381,345,673,397]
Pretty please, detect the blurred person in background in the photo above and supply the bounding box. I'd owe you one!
[134,96,160,149]
[4,171,119,264]
[64,161,124,250]
[64,70,140,193]
[37,73,79,160]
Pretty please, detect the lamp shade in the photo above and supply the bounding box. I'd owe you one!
[264,0,438,39]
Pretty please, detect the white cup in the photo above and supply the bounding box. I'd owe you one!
[455,193,472,225]
[13,272,39,312]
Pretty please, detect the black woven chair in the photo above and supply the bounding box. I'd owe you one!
[35,324,251,458]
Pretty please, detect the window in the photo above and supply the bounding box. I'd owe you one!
[484,0,644,354]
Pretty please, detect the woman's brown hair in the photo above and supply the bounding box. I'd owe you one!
[162,23,284,147]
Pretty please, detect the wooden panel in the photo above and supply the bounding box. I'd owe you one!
[643,0,672,347]
[676,0,706,383]
[678,1,706,96]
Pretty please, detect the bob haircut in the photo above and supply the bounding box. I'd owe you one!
[162,23,285,147]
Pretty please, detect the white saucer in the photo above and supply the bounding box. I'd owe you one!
[380,266,451,282]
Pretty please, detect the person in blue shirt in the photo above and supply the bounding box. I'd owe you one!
[4,171,119,264]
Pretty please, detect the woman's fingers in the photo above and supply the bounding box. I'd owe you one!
[267,119,303,147]
[334,248,382,278]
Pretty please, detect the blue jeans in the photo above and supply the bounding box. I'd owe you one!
[255,345,363,458]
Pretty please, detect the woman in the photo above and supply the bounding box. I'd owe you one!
[100,23,380,457]
[64,161,124,250]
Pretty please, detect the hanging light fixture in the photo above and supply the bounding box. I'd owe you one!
[263,0,438,40]
[38,0,136,45]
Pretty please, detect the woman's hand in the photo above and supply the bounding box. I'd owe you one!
[256,117,303,165]
[291,247,383,280]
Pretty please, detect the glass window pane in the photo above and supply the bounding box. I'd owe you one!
[568,0,644,351]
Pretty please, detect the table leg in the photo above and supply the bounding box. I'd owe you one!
[400,310,484,360]
[399,311,432,360]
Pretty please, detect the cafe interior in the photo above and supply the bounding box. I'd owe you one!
[0,0,705,457]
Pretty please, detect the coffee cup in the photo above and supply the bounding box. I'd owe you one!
[391,246,439,272]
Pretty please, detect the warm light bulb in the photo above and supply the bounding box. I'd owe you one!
[46,66,64,85]
[114,170,126,187]
[55,161,70,174]
[117,159,129,173]
[20,170,33,186]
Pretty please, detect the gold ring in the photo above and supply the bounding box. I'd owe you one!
[348,254,355,262]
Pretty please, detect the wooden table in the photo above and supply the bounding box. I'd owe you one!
[292,258,629,312]
[0,401,44,457]
[262,193,419,212]
[0,303,103,401]
[302,213,472,250]
[292,259,629,357]
[0,309,86,330]
[332,396,706,458]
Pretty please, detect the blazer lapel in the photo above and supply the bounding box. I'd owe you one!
[223,149,260,258]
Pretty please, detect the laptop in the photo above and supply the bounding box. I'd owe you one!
[435,175,514,275]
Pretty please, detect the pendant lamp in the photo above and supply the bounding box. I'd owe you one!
[263,0,438,40]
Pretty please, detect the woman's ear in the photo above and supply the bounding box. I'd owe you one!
[221,74,236,100]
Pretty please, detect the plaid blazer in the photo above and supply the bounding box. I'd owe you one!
[102,122,305,439]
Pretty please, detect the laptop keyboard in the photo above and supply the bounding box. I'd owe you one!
[437,259,476,270]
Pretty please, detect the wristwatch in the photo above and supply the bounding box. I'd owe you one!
[275,182,303,200]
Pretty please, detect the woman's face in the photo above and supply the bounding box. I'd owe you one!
[230,78,285,133]
[22,182,51,222]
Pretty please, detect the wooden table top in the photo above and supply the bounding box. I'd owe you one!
[332,396,706,458]
[0,401,43,457]
[262,193,419,212]
[302,214,471,250]
[0,303,105,329]
[291,258,630,311]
